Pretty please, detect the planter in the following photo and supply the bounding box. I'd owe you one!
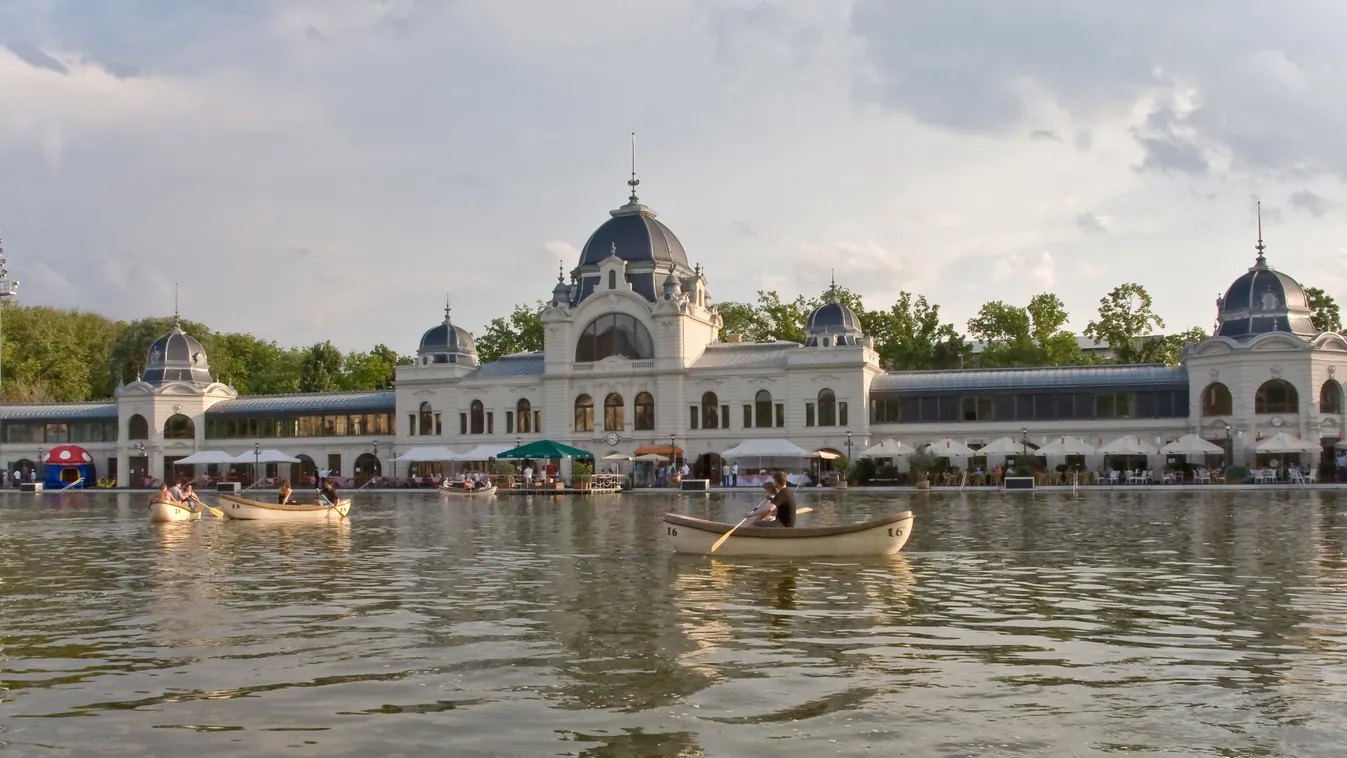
[915,478,930,491]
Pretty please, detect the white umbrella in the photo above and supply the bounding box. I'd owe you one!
[859,439,915,457]
[459,444,514,461]
[231,449,302,464]
[1097,436,1159,456]
[976,436,1033,456]
[1256,432,1319,454]
[635,453,669,462]
[394,446,460,462]
[720,439,813,458]
[1036,436,1097,456]
[602,453,634,461]
[174,450,237,465]
[924,438,976,457]
[1160,434,1225,455]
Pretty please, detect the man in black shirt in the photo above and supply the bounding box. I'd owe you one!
[770,471,797,527]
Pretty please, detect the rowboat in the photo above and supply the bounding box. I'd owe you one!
[439,483,497,496]
[148,500,201,522]
[661,511,914,557]
[218,493,351,521]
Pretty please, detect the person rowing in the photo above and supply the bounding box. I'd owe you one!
[746,481,780,526]
[182,483,201,512]
[319,479,339,506]
[771,470,797,527]
[167,480,185,503]
[277,480,297,505]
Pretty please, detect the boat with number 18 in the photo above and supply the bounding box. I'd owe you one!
[218,493,351,521]
[661,511,914,557]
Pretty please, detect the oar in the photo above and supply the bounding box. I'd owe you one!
[708,507,816,553]
[194,497,225,518]
[320,495,348,519]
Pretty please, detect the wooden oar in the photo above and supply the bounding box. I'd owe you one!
[194,497,225,518]
[709,507,816,553]
[320,495,348,519]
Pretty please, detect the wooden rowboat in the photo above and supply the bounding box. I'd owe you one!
[149,500,201,522]
[439,482,497,496]
[662,511,914,557]
[218,493,351,521]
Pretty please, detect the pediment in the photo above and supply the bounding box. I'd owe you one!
[156,382,209,396]
[1190,339,1235,357]
[1247,333,1309,351]
[1312,332,1347,351]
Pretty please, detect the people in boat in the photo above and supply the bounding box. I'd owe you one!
[278,480,297,505]
[319,480,338,505]
[158,483,172,502]
[747,481,779,526]
[181,483,200,511]
[167,480,185,502]
[771,470,797,527]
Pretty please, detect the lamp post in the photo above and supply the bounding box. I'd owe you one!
[372,440,379,479]
[1223,422,1233,467]
[1020,428,1028,458]
[37,446,44,484]
[670,433,677,468]
[253,442,261,487]
[0,240,20,468]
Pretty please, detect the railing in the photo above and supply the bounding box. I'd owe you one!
[631,361,654,369]
[59,477,84,491]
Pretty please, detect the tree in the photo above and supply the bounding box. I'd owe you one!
[715,301,767,341]
[208,333,302,395]
[342,344,408,390]
[1305,287,1342,333]
[298,341,344,393]
[1083,283,1166,364]
[756,290,810,343]
[1141,326,1208,366]
[476,302,545,363]
[871,292,969,370]
[1,303,99,402]
[967,301,1036,366]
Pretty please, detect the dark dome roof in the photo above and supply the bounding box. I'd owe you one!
[578,203,688,268]
[1216,247,1316,340]
[805,287,865,346]
[418,305,477,358]
[141,323,213,385]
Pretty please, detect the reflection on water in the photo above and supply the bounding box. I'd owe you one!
[2,490,1347,756]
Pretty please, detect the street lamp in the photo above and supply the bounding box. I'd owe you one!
[515,434,521,450]
[254,442,261,487]
[0,239,19,466]
[846,430,853,460]
[1223,422,1233,466]
[1020,428,1028,458]
[37,446,44,484]
[670,433,677,467]
[372,440,379,478]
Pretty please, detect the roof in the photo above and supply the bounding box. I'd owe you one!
[474,353,545,378]
[579,206,689,268]
[1217,256,1316,340]
[969,334,1111,355]
[142,324,213,385]
[692,341,800,370]
[207,390,395,416]
[870,364,1188,393]
[0,401,119,421]
[419,307,478,356]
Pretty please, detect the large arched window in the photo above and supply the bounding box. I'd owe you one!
[1321,380,1342,414]
[817,389,837,427]
[604,393,624,431]
[701,392,719,429]
[1201,382,1233,416]
[634,392,655,430]
[574,314,654,362]
[128,414,149,440]
[575,394,594,432]
[163,414,195,440]
[755,390,773,429]
[419,402,434,436]
[1255,379,1299,414]
[470,400,484,435]
[517,399,533,433]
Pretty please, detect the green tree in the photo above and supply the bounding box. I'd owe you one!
[1083,283,1166,364]
[715,301,767,341]
[1,304,98,402]
[1305,287,1342,333]
[870,292,969,370]
[756,290,810,343]
[476,302,545,363]
[207,333,302,395]
[1140,326,1208,365]
[967,301,1037,366]
[342,344,408,390]
[298,341,344,393]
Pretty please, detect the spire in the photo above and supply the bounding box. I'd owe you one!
[627,131,640,204]
[828,269,838,301]
[1254,201,1267,268]
[557,260,565,283]
[173,283,181,329]
[443,295,452,324]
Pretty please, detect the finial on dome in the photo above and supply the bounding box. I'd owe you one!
[173,283,181,329]
[1254,201,1267,269]
[611,241,618,258]
[557,260,565,282]
[444,295,452,324]
[627,131,640,204]
[828,269,838,301]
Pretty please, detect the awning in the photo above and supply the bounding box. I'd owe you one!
[394,446,460,463]
[634,444,682,457]
[976,436,1036,456]
[496,440,594,459]
[173,450,238,465]
[602,452,634,461]
[1255,432,1320,454]
[231,449,303,464]
[635,453,669,462]
[1035,436,1097,456]
[1097,436,1159,456]
[924,438,976,457]
[860,439,916,457]
[1160,434,1225,455]
[720,439,812,458]
[815,450,842,460]
[458,444,515,461]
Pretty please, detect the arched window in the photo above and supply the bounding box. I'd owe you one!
[1321,380,1342,414]
[163,414,195,440]
[1201,382,1233,416]
[701,392,719,429]
[575,394,594,432]
[419,402,434,436]
[604,393,624,431]
[608,270,617,290]
[470,400,484,435]
[574,314,654,362]
[517,399,533,433]
[1255,379,1299,414]
[813,390,835,428]
[755,390,773,428]
[128,414,149,440]
[634,392,655,430]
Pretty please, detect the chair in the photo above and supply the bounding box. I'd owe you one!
[1306,468,1318,483]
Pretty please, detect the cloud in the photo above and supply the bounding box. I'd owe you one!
[4,42,67,74]
[1076,213,1108,233]
[1030,129,1061,142]
[990,251,1055,289]
[543,241,581,265]
[1288,190,1331,217]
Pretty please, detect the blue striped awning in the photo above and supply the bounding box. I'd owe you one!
[871,365,1188,394]
[207,391,395,416]
[0,402,119,421]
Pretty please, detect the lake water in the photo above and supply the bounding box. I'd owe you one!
[2,490,1346,756]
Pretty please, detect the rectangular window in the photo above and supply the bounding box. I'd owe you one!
[839,402,848,427]
[459,413,467,435]
[775,403,785,427]
[435,413,443,436]
[328,454,342,476]
[1034,394,1054,421]
[331,415,347,436]
[805,402,815,427]
[506,411,514,434]
[743,405,753,428]
[1095,393,1134,420]
[960,397,994,422]
[721,405,730,429]
[1015,395,1033,421]
[487,412,494,435]
[409,414,417,436]
[937,397,958,422]
[689,406,699,429]
[533,411,541,432]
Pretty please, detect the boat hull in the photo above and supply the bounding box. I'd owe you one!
[662,511,913,557]
[439,484,497,496]
[219,494,351,521]
[149,500,201,522]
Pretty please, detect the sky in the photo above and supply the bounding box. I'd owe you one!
[2,0,1347,355]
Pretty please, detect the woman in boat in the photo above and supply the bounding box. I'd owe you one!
[182,483,200,511]
[747,481,779,527]
[278,480,297,505]
[158,483,172,502]
[319,479,339,505]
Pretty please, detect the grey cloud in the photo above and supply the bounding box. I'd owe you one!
[1076,213,1107,234]
[305,25,328,42]
[1075,131,1092,151]
[5,42,68,74]
[1029,130,1060,142]
[1288,190,1331,217]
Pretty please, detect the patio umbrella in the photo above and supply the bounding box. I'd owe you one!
[923,438,976,457]
[1096,436,1159,456]
[230,449,302,464]
[1160,434,1225,455]
[602,453,634,461]
[976,436,1034,456]
[1036,436,1097,456]
[635,453,669,462]
[1255,432,1320,454]
[458,444,514,461]
[859,439,915,457]
[174,450,237,465]
[394,446,460,462]
[496,440,594,459]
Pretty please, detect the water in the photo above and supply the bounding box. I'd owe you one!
[2,490,1347,756]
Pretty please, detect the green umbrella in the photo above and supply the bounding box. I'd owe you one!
[496,440,594,460]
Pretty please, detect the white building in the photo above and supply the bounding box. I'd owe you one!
[5,187,1345,486]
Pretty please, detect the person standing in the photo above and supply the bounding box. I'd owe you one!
[721,462,730,487]
[317,466,329,487]
[10,469,18,489]
[731,462,739,487]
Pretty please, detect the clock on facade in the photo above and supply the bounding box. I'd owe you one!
[604,432,620,446]
[1271,415,1285,427]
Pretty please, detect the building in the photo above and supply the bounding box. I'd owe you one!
[4,184,1345,486]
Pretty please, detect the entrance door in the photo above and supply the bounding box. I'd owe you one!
[694,453,724,481]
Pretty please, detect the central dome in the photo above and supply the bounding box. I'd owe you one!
[578,204,689,267]
[141,321,213,385]
[1215,241,1315,340]
[805,283,865,347]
